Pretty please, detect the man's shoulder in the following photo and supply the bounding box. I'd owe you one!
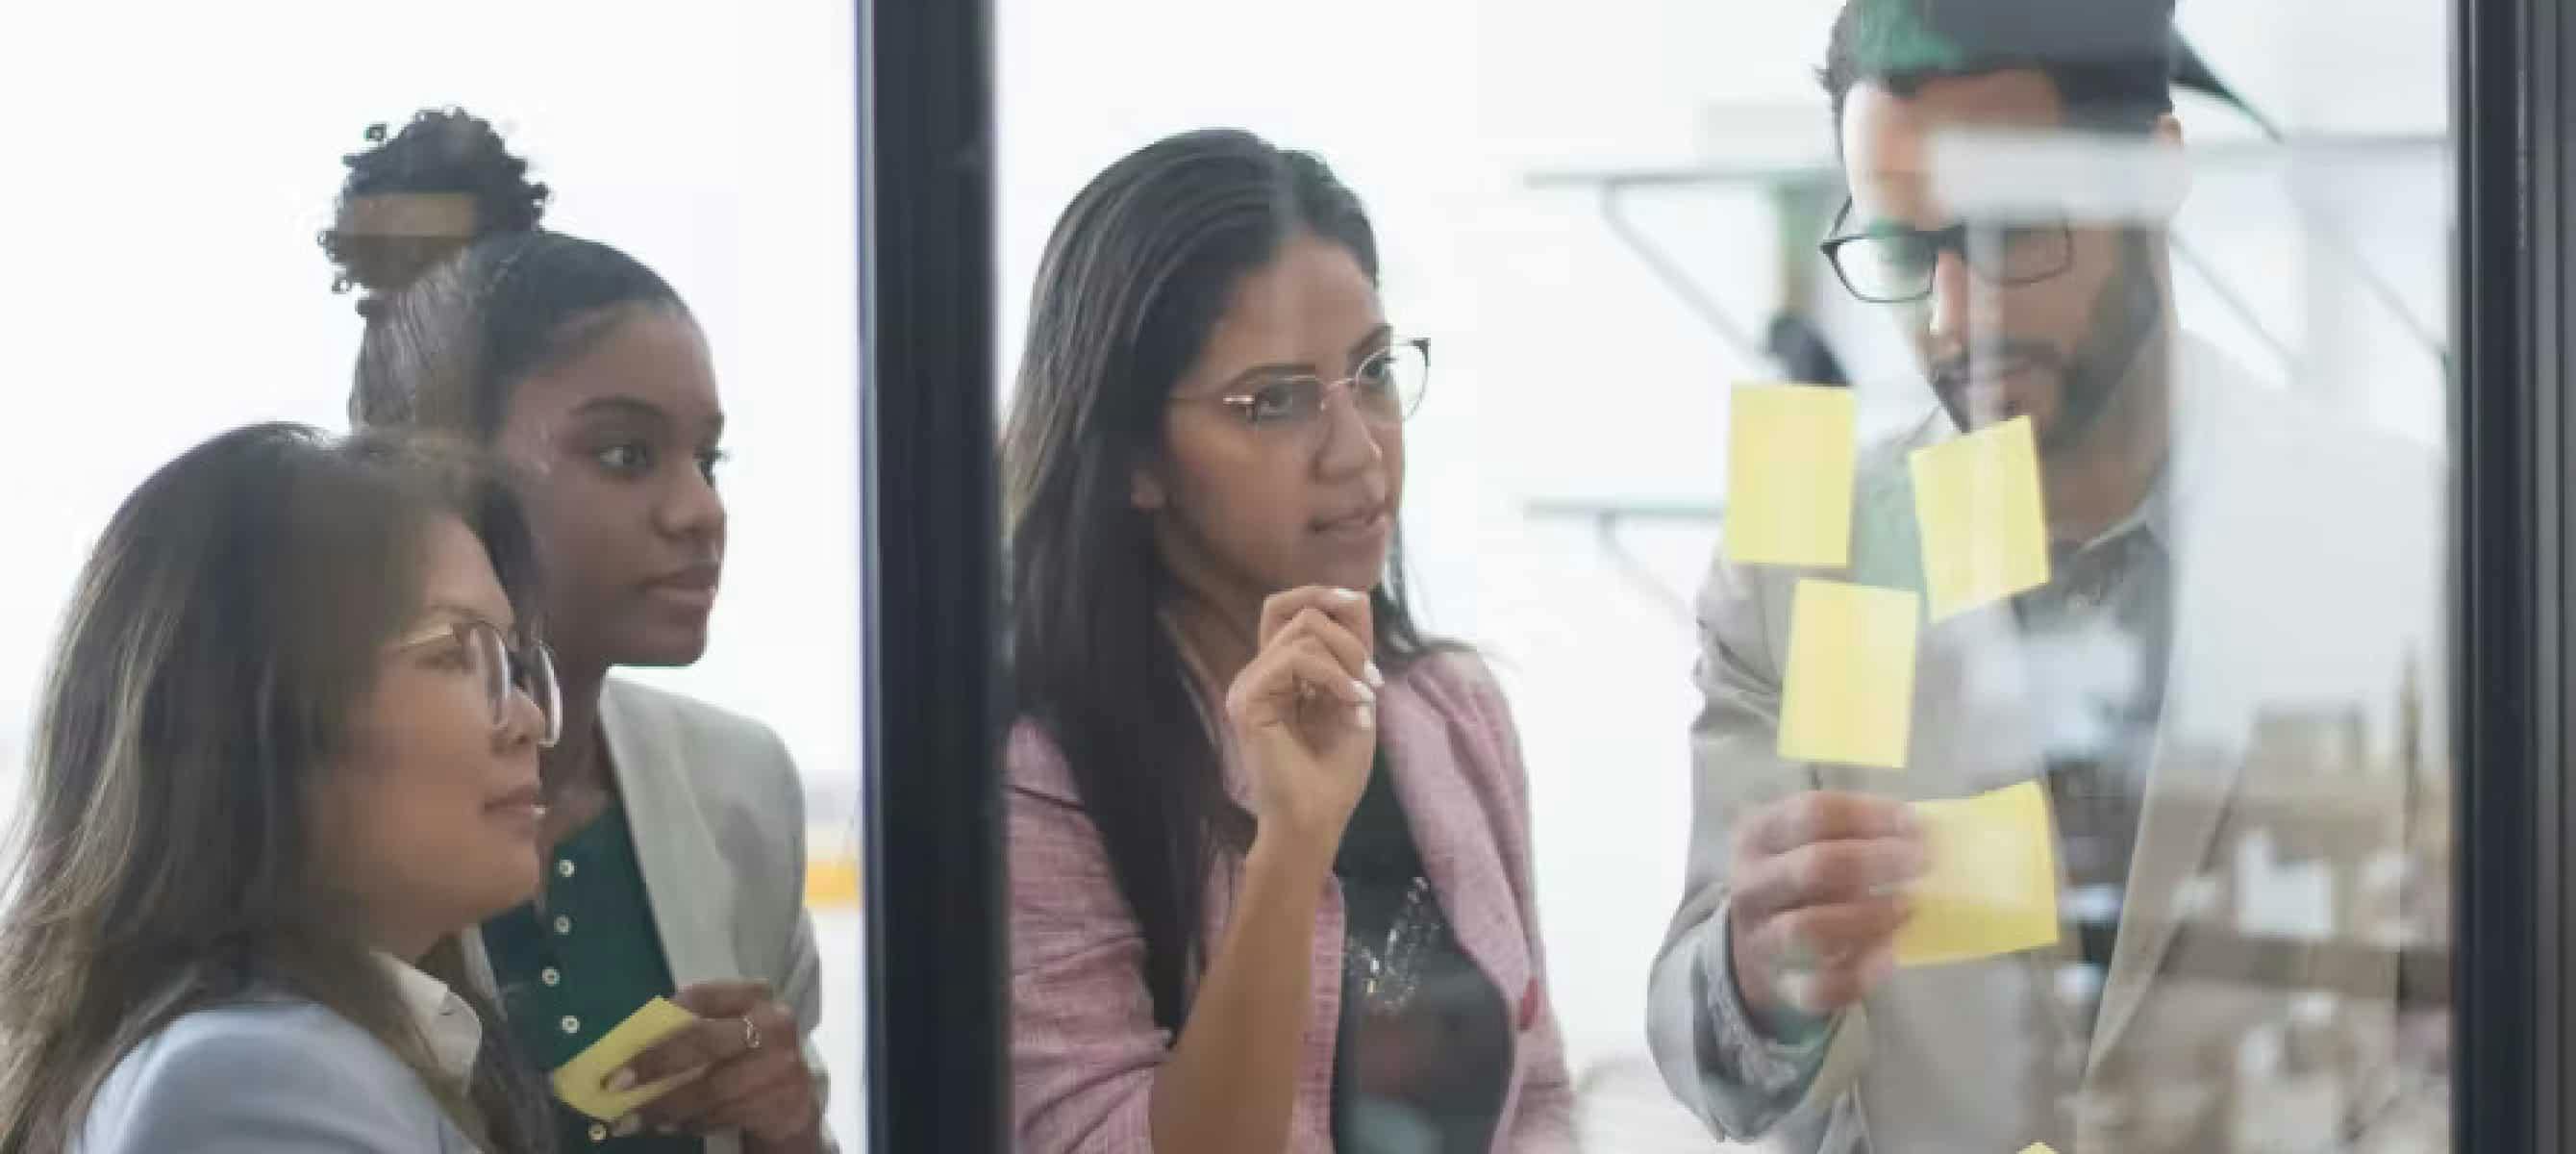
[2172,339,2445,533]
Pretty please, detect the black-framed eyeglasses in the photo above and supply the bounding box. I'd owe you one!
[1817,200,2076,304]
[390,617,563,749]
[1171,337,1433,434]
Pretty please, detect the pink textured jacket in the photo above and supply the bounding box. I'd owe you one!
[1009,651,1578,1152]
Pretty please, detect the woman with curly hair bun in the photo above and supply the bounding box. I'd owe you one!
[320,108,834,1154]
[320,108,550,319]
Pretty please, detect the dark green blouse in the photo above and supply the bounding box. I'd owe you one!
[484,801,704,1152]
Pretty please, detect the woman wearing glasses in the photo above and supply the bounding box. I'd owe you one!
[0,425,555,1151]
[1003,129,1574,1153]
[321,109,830,1152]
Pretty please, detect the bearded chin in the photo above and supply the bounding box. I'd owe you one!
[2040,230,2166,458]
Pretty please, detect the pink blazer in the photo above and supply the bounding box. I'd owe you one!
[1009,651,1577,1152]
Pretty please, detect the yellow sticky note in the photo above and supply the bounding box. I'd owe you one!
[1896,780,2062,967]
[1778,580,1920,770]
[1726,385,1859,567]
[1909,415,2051,619]
[550,997,707,1122]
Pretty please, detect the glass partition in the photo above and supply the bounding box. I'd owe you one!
[991,1,2455,1149]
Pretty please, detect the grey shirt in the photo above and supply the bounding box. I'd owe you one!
[1696,471,2176,1129]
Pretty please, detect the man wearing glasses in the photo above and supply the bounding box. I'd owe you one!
[1646,0,2447,1149]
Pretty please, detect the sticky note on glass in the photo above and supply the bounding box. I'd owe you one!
[1909,415,2050,619]
[550,996,706,1121]
[1896,780,2062,967]
[1726,385,1858,568]
[1778,580,1920,770]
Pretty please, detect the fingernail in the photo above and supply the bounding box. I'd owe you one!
[1363,660,1385,689]
[604,1069,637,1094]
[1351,679,1376,703]
[1335,588,1364,603]
[612,1115,644,1139]
[1354,702,1376,730]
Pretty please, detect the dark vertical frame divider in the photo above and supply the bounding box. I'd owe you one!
[859,0,1006,1151]
[2456,0,2565,1148]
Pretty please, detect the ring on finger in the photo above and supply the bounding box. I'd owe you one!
[740,1015,763,1053]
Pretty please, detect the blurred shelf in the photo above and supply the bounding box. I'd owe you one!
[1525,497,1725,525]
[1523,132,2448,193]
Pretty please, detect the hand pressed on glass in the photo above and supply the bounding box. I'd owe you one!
[1726,790,1929,1027]
[1892,780,2062,967]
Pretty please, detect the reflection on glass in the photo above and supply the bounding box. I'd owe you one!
[1645,1,2450,1150]
[995,0,2454,1148]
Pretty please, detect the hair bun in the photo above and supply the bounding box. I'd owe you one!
[320,107,552,314]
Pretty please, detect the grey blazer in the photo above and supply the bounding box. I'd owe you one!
[80,999,481,1153]
[1646,339,2451,1152]
[461,677,836,1154]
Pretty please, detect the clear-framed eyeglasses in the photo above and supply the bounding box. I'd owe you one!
[1172,337,1432,436]
[390,617,563,749]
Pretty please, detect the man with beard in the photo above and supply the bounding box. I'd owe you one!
[1645,0,2448,1149]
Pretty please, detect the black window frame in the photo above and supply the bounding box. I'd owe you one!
[860,0,1005,1150]
[2456,0,2567,1149]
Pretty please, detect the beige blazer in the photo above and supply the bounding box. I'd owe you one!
[463,677,835,1154]
[1647,339,2449,1152]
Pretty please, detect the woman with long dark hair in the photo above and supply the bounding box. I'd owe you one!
[0,425,557,1152]
[1004,129,1575,1152]
[320,109,830,1152]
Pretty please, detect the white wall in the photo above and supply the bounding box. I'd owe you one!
[0,2,863,1141]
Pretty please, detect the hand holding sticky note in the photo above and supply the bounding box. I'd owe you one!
[1726,385,1858,568]
[1910,415,2051,619]
[1894,780,2062,967]
[1778,580,1921,770]
[551,996,706,1122]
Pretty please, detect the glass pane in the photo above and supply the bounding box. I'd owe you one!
[996,0,2453,1150]
[0,5,863,1148]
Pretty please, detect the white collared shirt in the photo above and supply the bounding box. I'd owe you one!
[375,952,485,1084]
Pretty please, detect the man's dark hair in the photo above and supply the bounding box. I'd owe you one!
[1820,0,2177,135]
